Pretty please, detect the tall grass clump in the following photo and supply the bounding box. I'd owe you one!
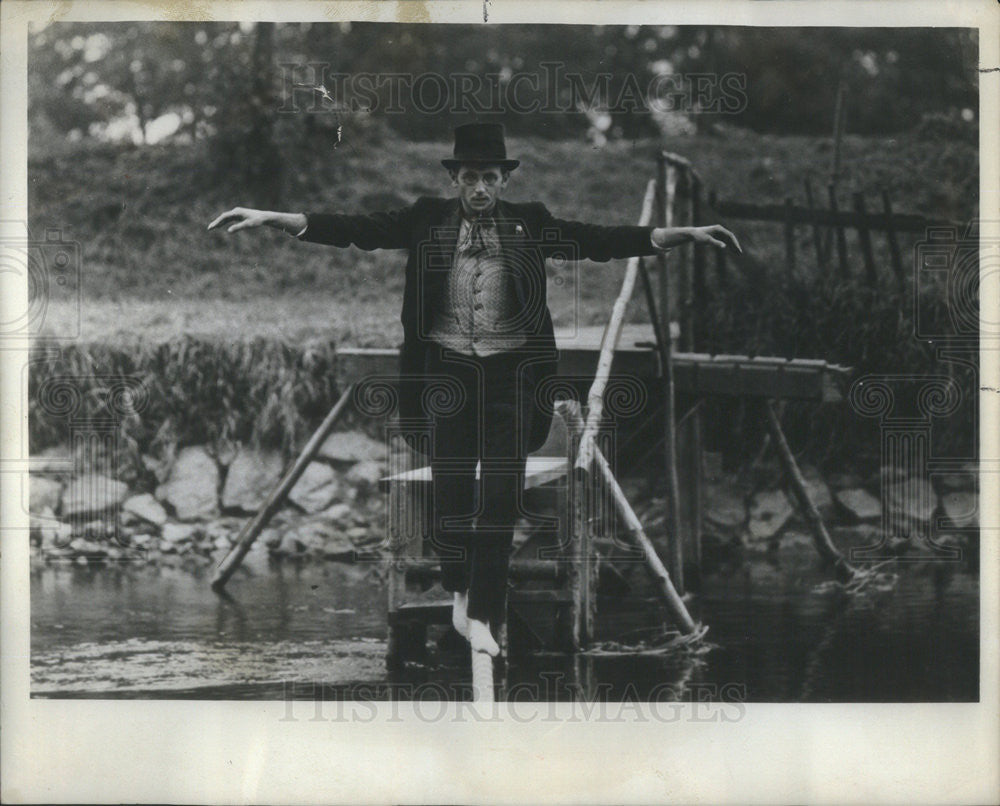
[29,334,343,461]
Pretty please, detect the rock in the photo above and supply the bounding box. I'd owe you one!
[781,530,815,552]
[281,518,356,558]
[31,446,73,474]
[61,474,129,517]
[835,488,882,521]
[703,481,746,531]
[213,535,232,551]
[748,489,794,541]
[30,476,63,514]
[885,478,937,524]
[122,493,168,527]
[277,531,305,556]
[31,509,73,550]
[83,520,112,540]
[345,460,385,495]
[320,502,354,528]
[263,527,282,549]
[221,448,284,512]
[288,462,341,514]
[132,533,155,548]
[161,522,199,545]
[120,509,141,528]
[876,465,910,486]
[826,471,864,490]
[936,472,976,492]
[142,452,174,484]
[204,518,242,544]
[69,538,106,557]
[157,446,219,521]
[347,526,371,541]
[832,524,884,553]
[940,491,978,528]
[318,431,387,464]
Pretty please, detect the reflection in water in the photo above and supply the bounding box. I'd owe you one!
[30,544,978,702]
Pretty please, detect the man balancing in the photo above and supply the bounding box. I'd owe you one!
[208,122,740,657]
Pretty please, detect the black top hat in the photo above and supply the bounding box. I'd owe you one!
[441,123,520,171]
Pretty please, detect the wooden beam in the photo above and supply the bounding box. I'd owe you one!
[881,189,905,291]
[211,383,355,591]
[345,345,853,408]
[828,184,850,279]
[764,399,856,582]
[711,198,961,233]
[853,192,878,287]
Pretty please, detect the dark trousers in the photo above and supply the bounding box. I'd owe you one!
[423,341,535,629]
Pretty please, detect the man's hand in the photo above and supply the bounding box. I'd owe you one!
[652,225,742,254]
[207,208,307,235]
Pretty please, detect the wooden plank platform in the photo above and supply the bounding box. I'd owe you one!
[378,455,566,492]
[337,324,851,402]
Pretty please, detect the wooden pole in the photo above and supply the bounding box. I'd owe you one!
[784,197,797,276]
[657,156,676,336]
[828,184,849,279]
[676,171,694,353]
[656,160,686,594]
[881,188,904,292]
[638,257,686,594]
[564,401,597,649]
[577,178,656,467]
[852,192,877,287]
[691,174,708,327]
[557,401,697,634]
[804,178,828,270]
[211,383,355,591]
[707,188,727,288]
[683,399,704,585]
[831,79,846,187]
[763,399,856,582]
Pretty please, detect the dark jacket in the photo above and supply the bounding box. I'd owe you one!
[300,196,658,453]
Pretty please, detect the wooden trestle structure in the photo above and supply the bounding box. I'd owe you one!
[211,152,857,701]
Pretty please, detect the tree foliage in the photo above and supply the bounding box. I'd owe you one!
[28,21,978,154]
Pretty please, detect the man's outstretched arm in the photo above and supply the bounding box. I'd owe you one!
[207,208,307,235]
[651,224,742,253]
[208,205,417,250]
[533,203,741,261]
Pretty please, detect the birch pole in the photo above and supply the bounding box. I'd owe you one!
[575,178,657,472]
[211,384,355,591]
[558,401,697,634]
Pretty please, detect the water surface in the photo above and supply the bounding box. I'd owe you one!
[31,535,978,703]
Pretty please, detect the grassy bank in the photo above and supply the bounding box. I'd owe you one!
[29,123,975,340]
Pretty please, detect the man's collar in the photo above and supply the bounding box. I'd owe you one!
[459,202,499,223]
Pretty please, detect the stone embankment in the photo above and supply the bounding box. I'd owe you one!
[29,433,979,569]
[30,431,391,568]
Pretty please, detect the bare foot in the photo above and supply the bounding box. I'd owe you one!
[468,618,499,656]
[452,591,469,638]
